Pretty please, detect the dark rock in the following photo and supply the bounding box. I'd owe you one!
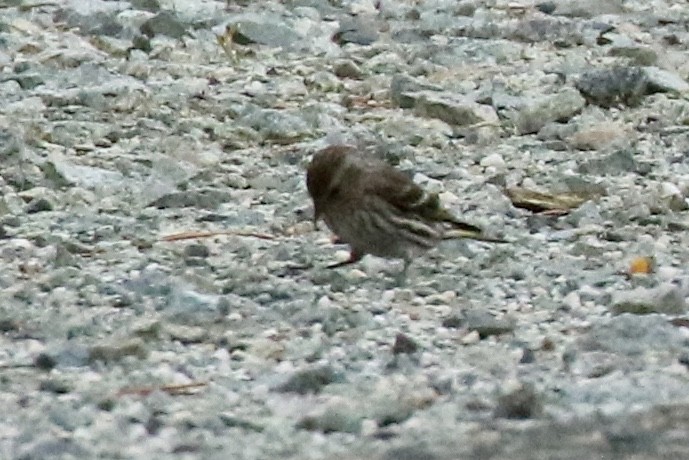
[39,378,72,394]
[130,0,160,12]
[183,243,210,259]
[34,353,57,370]
[392,333,419,354]
[147,190,231,209]
[576,66,649,107]
[275,365,343,394]
[494,383,542,419]
[25,197,54,214]
[536,2,557,14]
[441,315,463,328]
[141,11,187,39]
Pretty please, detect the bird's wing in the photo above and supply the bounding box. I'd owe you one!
[363,166,437,215]
[363,165,497,239]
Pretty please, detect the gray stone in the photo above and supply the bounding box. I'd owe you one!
[643,66,689,94]
[147,190,231,209]
[549,0,624,17]
[611,284,687,315]
[140,11,187,39]
[414,92,499,126]
[514,87,586,134]
[494,383,543,419]
[275,365,343,394]
[576,66,649,107]
[577,150,638,176]
[333,16,379,46]
[390,74,442,109]
[229,19,301,48]
[463,311,516,338]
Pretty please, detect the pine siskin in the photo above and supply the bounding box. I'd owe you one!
[306,145,505,276]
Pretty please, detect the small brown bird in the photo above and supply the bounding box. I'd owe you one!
[306,145,505,276]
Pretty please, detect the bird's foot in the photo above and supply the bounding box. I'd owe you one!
[391,259,411,287]
[326,250,362,269]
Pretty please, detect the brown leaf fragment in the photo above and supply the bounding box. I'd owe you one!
[504,187,595,214]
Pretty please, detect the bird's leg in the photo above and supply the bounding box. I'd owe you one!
[326,249,362,269]
[394,257,412,286]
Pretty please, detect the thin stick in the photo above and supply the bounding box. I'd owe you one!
[160,230,276,242]
[117,381,208,397]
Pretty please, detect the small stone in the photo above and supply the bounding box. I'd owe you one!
[166,324,208,344]
[25,197,54,213]
[461,330,480,345]
[441,315,463,328]
[415,92,499,127]
[567,122,631,151]
[644,66,689,94]
[297,398,362,433]
[140,11,187,39]
[39,379,72,394]
[34,353,57,370]
[333,60,362,79]
[480,153,506,169]
[89,338,148,363]
[392,333,419,355]
[514,88,586,134]
[183,243,210,259]
[576,66,648,107]
[390,74,441,109]
[494,383,542,419]
[578,150,638,176]
[332,16,378,46]
[218,413,264,432]
[611,284,687,315]
[275,365,343,394]
[519,348,536,364]
[464,311,516,338]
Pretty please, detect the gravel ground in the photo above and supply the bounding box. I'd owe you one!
[2,0,689,458]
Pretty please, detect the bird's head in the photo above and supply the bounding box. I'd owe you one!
[306,146,355,224]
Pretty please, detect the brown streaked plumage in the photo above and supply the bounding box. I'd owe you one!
[306,145,505,276]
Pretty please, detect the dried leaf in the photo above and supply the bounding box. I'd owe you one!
[628,256,654,275]
[505,187,594,214]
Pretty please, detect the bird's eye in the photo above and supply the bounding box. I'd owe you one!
[329,186,340,198]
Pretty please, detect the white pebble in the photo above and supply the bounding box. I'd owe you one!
[660,182,682,198]
[317,295,332,308]
[461,330,480,345]
[413,173,444,193]
[562,291,582,310]
[480,153,506,169]
[360,419,378,436]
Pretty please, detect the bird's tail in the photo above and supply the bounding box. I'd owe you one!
[442,221,507,243]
